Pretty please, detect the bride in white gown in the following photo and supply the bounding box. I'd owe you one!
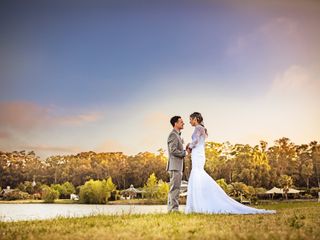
[185,112,276,214]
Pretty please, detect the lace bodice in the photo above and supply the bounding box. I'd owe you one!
[189,125,207,149]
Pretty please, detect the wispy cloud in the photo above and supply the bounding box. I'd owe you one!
[259,17,299,38]
[19,144,82,154]
[226,17,302,56]
[0,101,50,130]
[0,130,11,139]
[57,112,102,126]
[268,65,319,97]
[0,101,102,132]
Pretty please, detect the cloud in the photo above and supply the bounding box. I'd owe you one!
[259,64,320,144]
[0,130,11,139]
[268,65,319,97]
[19,144,82,154]
[0,101,50,130]
[226,17,302,56]
[0,101,102,132]
[259,17,299,38]
[57,112,102,125]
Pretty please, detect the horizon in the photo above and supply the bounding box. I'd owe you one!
[1,136,317,160]
[1,0,319,158]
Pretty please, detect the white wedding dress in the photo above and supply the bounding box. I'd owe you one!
[185,125,276,214]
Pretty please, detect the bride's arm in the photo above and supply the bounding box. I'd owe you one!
[188,126,204,149]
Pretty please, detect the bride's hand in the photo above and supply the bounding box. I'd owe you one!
[186,144,192,154]
[186,148,191,155]
[186,143,190,150]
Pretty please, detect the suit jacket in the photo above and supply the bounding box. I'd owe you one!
[166,129,186,172]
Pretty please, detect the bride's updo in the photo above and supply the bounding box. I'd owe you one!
[190,112,208,136]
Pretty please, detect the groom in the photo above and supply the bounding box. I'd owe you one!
[167,116,190,212]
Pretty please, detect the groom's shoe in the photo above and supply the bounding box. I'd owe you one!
[168,209,180,213]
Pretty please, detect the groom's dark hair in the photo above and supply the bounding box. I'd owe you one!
[170,116,181,127]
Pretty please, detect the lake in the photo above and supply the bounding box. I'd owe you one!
[0,204,186,222]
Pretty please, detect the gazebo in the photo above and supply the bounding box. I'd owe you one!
[180,180,188,193]
[178,181,188,202]
[121,184,145,199]
[266,187,301,194]
[265,187,301,199]
[265,187,283,194]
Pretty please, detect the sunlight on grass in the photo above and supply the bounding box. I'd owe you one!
[0,202,319,240]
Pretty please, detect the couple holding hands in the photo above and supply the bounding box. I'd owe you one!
[167,112,276,215]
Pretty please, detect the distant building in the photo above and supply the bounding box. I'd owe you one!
[70,194,79,201]
[121,184,145,199]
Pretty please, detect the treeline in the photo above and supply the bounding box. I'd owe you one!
[203,138,320,189]
[1,137,320,190]
[0,150,168,189]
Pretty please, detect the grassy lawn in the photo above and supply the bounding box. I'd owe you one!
[108,199,167,205]
[0,202,319,240]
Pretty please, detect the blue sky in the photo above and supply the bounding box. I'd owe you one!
[1,0,319,157]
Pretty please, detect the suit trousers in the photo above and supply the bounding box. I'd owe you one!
[167,170,182,212]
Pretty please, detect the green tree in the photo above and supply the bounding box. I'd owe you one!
[79,179,115,204]
[143,173,158,199]
[268,138,298,186]
[310,141,320,187]
[61,182,76,198]
[279,175,293,200]
[157,180,169,200]
[301,160,314,189]
[41,185,59,203]
[105,177,117,200]
[216,178,228,192]
[229,182,249,198]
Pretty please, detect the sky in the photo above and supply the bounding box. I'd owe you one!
[0,0,319,158]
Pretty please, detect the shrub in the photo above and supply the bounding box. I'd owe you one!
[216,179,228,192]
[143,173,158,199]
[41,185,59,203]
[229,182,249,197]
[143,173,169,200]
[17,181,42,194]
[157,180,169,200]
[255,187,267,195]
[51,184,63,196]
[247,186,256,198]
[309,188,320,197]
[61,182,76,198]
[79,178,116,204]
[2,190,30,200]
[301,194,314,199]
[32,193,42,200]
[51,182,76,199]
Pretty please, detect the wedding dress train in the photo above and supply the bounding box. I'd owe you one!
[185,125,276,214]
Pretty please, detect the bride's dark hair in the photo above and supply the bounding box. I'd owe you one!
[190,112,208,136]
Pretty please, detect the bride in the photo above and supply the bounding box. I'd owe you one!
[185,112,276,214]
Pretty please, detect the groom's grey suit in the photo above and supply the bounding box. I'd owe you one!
[167,129,186,212]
